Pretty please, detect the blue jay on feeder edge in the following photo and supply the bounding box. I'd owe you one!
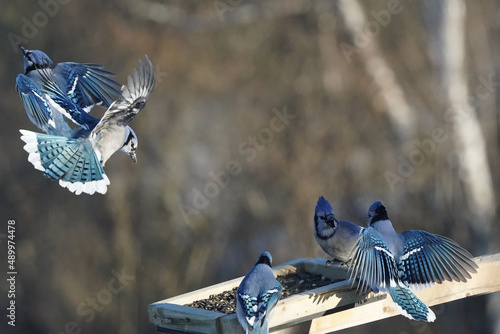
[236,251,282,334]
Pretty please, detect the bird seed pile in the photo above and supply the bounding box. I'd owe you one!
[185,269,337,314]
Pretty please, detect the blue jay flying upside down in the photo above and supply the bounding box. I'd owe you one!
[17,45,121,113]
[18,54,155,195]
[236,251,282,334]
[314,197,478,322]
[16,45,139,163]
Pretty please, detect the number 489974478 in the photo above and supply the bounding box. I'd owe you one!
[7,220,15,271]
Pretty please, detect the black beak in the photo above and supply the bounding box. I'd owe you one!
[129,152,137,163]
[18,44,28,55]
[325,214,336,227]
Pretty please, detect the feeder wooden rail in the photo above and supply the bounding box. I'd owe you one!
[148,253,500,333]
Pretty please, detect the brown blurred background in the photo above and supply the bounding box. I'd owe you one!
[1,1,499,333]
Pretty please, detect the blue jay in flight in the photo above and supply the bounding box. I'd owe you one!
[236,251,282,334]
[15,45,138,162]
[314,196,362,263]
[349,201,478,322]
[19,56,155,195]
[17,44,121,113]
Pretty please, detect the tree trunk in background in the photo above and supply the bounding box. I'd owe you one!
[426,0,498,332]
[338,0,416,143]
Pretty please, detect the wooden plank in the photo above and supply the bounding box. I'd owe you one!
[148,303,223,334]
[219,260,356,333]
[219,279,363,333]
[308,253,500,333]
[149,258,329,333]
[149,254,500,333]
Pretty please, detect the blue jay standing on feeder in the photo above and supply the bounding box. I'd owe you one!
[19,56,155,195]
[349,201,478,322]
[236,251,282,334]
[313,196,362,263]
[15,45,139,162]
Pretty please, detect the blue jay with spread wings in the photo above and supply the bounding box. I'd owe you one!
[17,44,121,113]
[236,251,282,334]
[19,56,155,195]
[349,201,478,321]
[314,197,477,322]
[15,45,139,161]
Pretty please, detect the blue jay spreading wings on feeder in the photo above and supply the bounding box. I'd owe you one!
[236,251,282,334]
[18,55,155,195]
[314,197,478,322]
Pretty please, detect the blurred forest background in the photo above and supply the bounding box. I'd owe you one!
[1,0,499,333]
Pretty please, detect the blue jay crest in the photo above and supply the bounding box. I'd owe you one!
[315,196,333,214]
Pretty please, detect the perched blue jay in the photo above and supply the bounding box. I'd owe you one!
[349,201,478,322]
[313,196,362,263]
[236,251,282,334]
[15,45,138,162]
[19,56,155,195]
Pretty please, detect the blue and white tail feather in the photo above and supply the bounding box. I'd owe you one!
[388,282,436,322]
[20,130,109,195]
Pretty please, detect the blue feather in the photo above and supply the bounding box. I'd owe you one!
[349,227,399,294]
[54,62,122,110]
[20,130,109,195]
[15,74,55,134]
[37,69,99,130]
[399,230,477,289]
[236,252,282,334]
[315,196,333,214]
[388,283,435,321]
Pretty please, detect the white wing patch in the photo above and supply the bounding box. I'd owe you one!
[400,246,423,261]
[374,246,395,259]
[45,94,81,126]
[32,90,56,128]
[68,76,79,96]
